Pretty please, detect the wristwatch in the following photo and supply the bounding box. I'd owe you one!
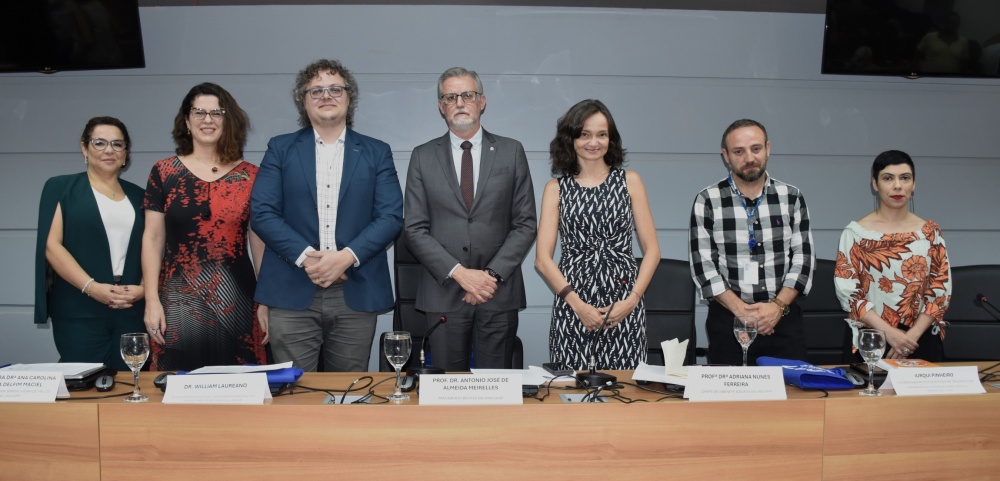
[486,268,505,285]
[772,297,791,317]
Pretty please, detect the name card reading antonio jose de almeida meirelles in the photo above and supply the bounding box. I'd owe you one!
[419,373,523,405]
[684,366,787,402]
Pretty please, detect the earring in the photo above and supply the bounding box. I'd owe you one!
[187,129,191,135]
[84,155,88,166]
[873,192,879,211]
[909,192,915,212]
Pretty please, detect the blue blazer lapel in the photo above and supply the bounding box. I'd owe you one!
[294,129,318,207]
[339,129,362,204]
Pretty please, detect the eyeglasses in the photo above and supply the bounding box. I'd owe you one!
[88,138,127,152]
[190,108,226,121]
[439,91,481,105]
[304,86,350,100]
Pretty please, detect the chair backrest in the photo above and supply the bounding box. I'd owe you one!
[943,265,1000,361]
[382,230,426,372]
[640,258,697,365]
[797,258,852,365]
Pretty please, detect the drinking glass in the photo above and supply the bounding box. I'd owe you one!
[858,329,886,397]
[733,316,758,367]
[384,331,412,402]
[120,333,150,403]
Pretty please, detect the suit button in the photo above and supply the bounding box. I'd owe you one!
[468,218,473,224]
[463,247,469,252]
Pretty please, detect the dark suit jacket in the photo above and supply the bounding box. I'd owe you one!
[404,129,537,313]
[34,172,145,323]
[251,127,403,312]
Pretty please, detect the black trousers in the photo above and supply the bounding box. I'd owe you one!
[706,301,807,366]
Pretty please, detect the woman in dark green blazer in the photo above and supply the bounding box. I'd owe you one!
[34,116,146,371]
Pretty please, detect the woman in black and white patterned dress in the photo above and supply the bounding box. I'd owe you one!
[535,99,660,370]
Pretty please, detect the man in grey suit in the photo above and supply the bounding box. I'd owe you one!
[404,67,537,371]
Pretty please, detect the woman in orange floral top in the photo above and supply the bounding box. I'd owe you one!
[834,150,951,362]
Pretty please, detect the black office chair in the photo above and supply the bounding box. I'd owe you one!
[381,229,524,371]
[797,258,852,365]
[943,265,1000,361]
[640,258,697,366]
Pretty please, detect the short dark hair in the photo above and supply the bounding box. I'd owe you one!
[549,99,625,177]
[293,59,359,128]
[721,119,768,151]
[872,150,915,179]
[81,116,132,167]
[172,83,250,165]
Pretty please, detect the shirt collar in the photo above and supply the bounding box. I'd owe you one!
[313,128,346,146]
[727,172,772,198]
[449,127,483,150]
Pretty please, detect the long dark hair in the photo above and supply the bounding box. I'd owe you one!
[171,83,250,164]
[549,99,625,177]
[81,116,132,167]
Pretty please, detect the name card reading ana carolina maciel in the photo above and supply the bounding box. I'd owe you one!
[0,371,69,402]
[162,373,271,404]
[880,366,986,396]
[684,366,787,402]
[419,373,523,405]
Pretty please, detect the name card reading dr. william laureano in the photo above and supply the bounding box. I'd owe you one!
[161,373,272,404]
[419,373,523,405]
[684,366,787,402]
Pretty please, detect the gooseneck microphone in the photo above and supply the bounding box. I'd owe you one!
[975,294,1000,321]
[577,303,617,389]
[409,316,447,376]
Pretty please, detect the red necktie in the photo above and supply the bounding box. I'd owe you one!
[460,141,474,211]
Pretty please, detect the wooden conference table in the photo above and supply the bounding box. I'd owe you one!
[2,365,999,481]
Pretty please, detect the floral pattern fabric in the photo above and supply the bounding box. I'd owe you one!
[834,220,951,339]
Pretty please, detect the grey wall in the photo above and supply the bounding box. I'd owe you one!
[2,5,998,368]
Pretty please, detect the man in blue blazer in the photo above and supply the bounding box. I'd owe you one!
[251,59,403,372]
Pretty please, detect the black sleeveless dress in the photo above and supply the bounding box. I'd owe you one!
[549,168,647,370]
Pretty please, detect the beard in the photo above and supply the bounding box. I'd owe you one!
[732,156,767,183]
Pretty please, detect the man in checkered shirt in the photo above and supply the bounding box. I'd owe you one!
[689,119,815,365]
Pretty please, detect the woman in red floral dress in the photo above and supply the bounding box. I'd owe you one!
[141,83,267,370]
[834,150,951,362]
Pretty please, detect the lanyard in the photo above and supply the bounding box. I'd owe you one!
[727,174,762,250]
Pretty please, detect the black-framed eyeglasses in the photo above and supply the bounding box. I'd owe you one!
[190,108,226,121]
[88,138,127,152]
[304,86,350,100]
[439,91,481,105]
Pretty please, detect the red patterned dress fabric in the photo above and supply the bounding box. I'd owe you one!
[143,157,266,370]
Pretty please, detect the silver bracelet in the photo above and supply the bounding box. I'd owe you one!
[81,278,95,296]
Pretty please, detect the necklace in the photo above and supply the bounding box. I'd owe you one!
[577,169,610,188]
[193,154,220,173]
[88,173,123,200]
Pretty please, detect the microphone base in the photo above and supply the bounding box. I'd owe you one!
[577,371,617,388]
[408,366,446,377]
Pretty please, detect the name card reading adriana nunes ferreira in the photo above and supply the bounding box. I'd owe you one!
[420,374,523,405]
[684,366,787,402]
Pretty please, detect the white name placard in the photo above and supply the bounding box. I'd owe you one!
[162,373,271,404]
[0,371,68,402]
[419,373,523,405]
[880,366,986,396]
[684,366,787,402]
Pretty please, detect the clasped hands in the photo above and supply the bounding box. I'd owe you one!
[303,250,352,288]
[885,327,919,360]
[453,266,497,305]
[97,283,145,310]
[734,302,783,336]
